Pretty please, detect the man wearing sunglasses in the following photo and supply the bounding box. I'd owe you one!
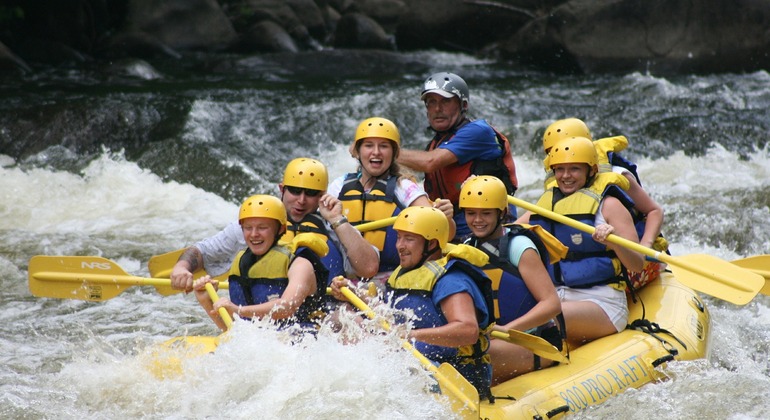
[169,158,379,292]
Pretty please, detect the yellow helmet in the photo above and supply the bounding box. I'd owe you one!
[354,117,400,149]
[239,194,287,227]
[282,158,328,191]
[543,118,592,152]
[393,206,449,250]
[548,137,598,168]
[459,176,508,211]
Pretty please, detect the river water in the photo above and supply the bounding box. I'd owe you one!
[1,51,769,419]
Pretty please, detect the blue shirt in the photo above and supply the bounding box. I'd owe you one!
[437,120,517,239]
[432,266,491,327]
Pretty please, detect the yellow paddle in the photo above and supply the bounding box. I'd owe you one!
[339,286,480,420]
[205,282,233,330]
[731,255,770,296]
[28,255,229,301]
[490,330,570,364]
[146,248,229,293]
[508,195,764,305]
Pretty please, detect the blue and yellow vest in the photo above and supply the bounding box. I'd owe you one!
[228,240,328,326]
[531,172,635,288]
[338,173,404,272]
[385,245,495,398]
[466,225,552,326]
[283,212,344,285]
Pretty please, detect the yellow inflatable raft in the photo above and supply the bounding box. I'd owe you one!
[479,271,710,419]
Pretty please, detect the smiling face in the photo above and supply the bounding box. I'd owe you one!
[240,217,282,256]
[395,230,429,270]
[357,137,394,177]
[552,163,594,195]
[281,185,322,222]
[464,207,503,239]
[424,92,463,132]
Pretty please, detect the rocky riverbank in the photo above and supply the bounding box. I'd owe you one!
[1,0,769,75]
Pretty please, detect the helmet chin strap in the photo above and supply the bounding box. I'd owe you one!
[492,212,505,235]
[419,239,441,265]
[274,223,285,245]
[358,154,390,190]
[400,238,441,276]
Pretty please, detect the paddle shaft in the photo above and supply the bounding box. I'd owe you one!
[339,287,479,414]
[355,216,397,232]
[508,195,757,295]
[205,282,233,330]
[32,271,230,289]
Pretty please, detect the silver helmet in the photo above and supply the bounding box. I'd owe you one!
[420,72,469,106]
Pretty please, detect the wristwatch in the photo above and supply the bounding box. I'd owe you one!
[330,216,348,230]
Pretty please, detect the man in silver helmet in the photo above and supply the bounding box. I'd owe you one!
[398,72,519,242]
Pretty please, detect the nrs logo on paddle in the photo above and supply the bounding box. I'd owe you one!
[81,261,112,270]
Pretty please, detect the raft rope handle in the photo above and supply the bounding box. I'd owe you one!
[628,319,687,356]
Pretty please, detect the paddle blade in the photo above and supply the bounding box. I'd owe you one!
[146,335,222,379]
[148,249,186,296]
[732,255,770,295]
[29,255,133,301]
[667,254,764,305]
[148,249,183,278]
[491,330,570,364]
[437,363,480,420]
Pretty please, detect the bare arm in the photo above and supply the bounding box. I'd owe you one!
[495,248,560,333]
[409,292,479,347]
[596,196,645,272]
[398,147,458,173]
[623,173,663,248]
[319,193,379,278]
[170,247,204,292]
[515,210,532,224]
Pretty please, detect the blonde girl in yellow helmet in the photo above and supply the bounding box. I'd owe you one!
[328,117,454,285]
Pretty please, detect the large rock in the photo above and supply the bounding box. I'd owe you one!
[123,0,238,50]
[241,20,299,53]
[395,0,533,51]
[3,0,770,74]
[497,0,770,74]
[223,0,321,51]
[333,12,394,50]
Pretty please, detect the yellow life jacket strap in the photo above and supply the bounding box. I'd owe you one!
[281,232,329,258]
[516,223,569,263]
[444,243,489,268]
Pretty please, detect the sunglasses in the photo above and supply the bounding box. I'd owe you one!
[284,186,322,197]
